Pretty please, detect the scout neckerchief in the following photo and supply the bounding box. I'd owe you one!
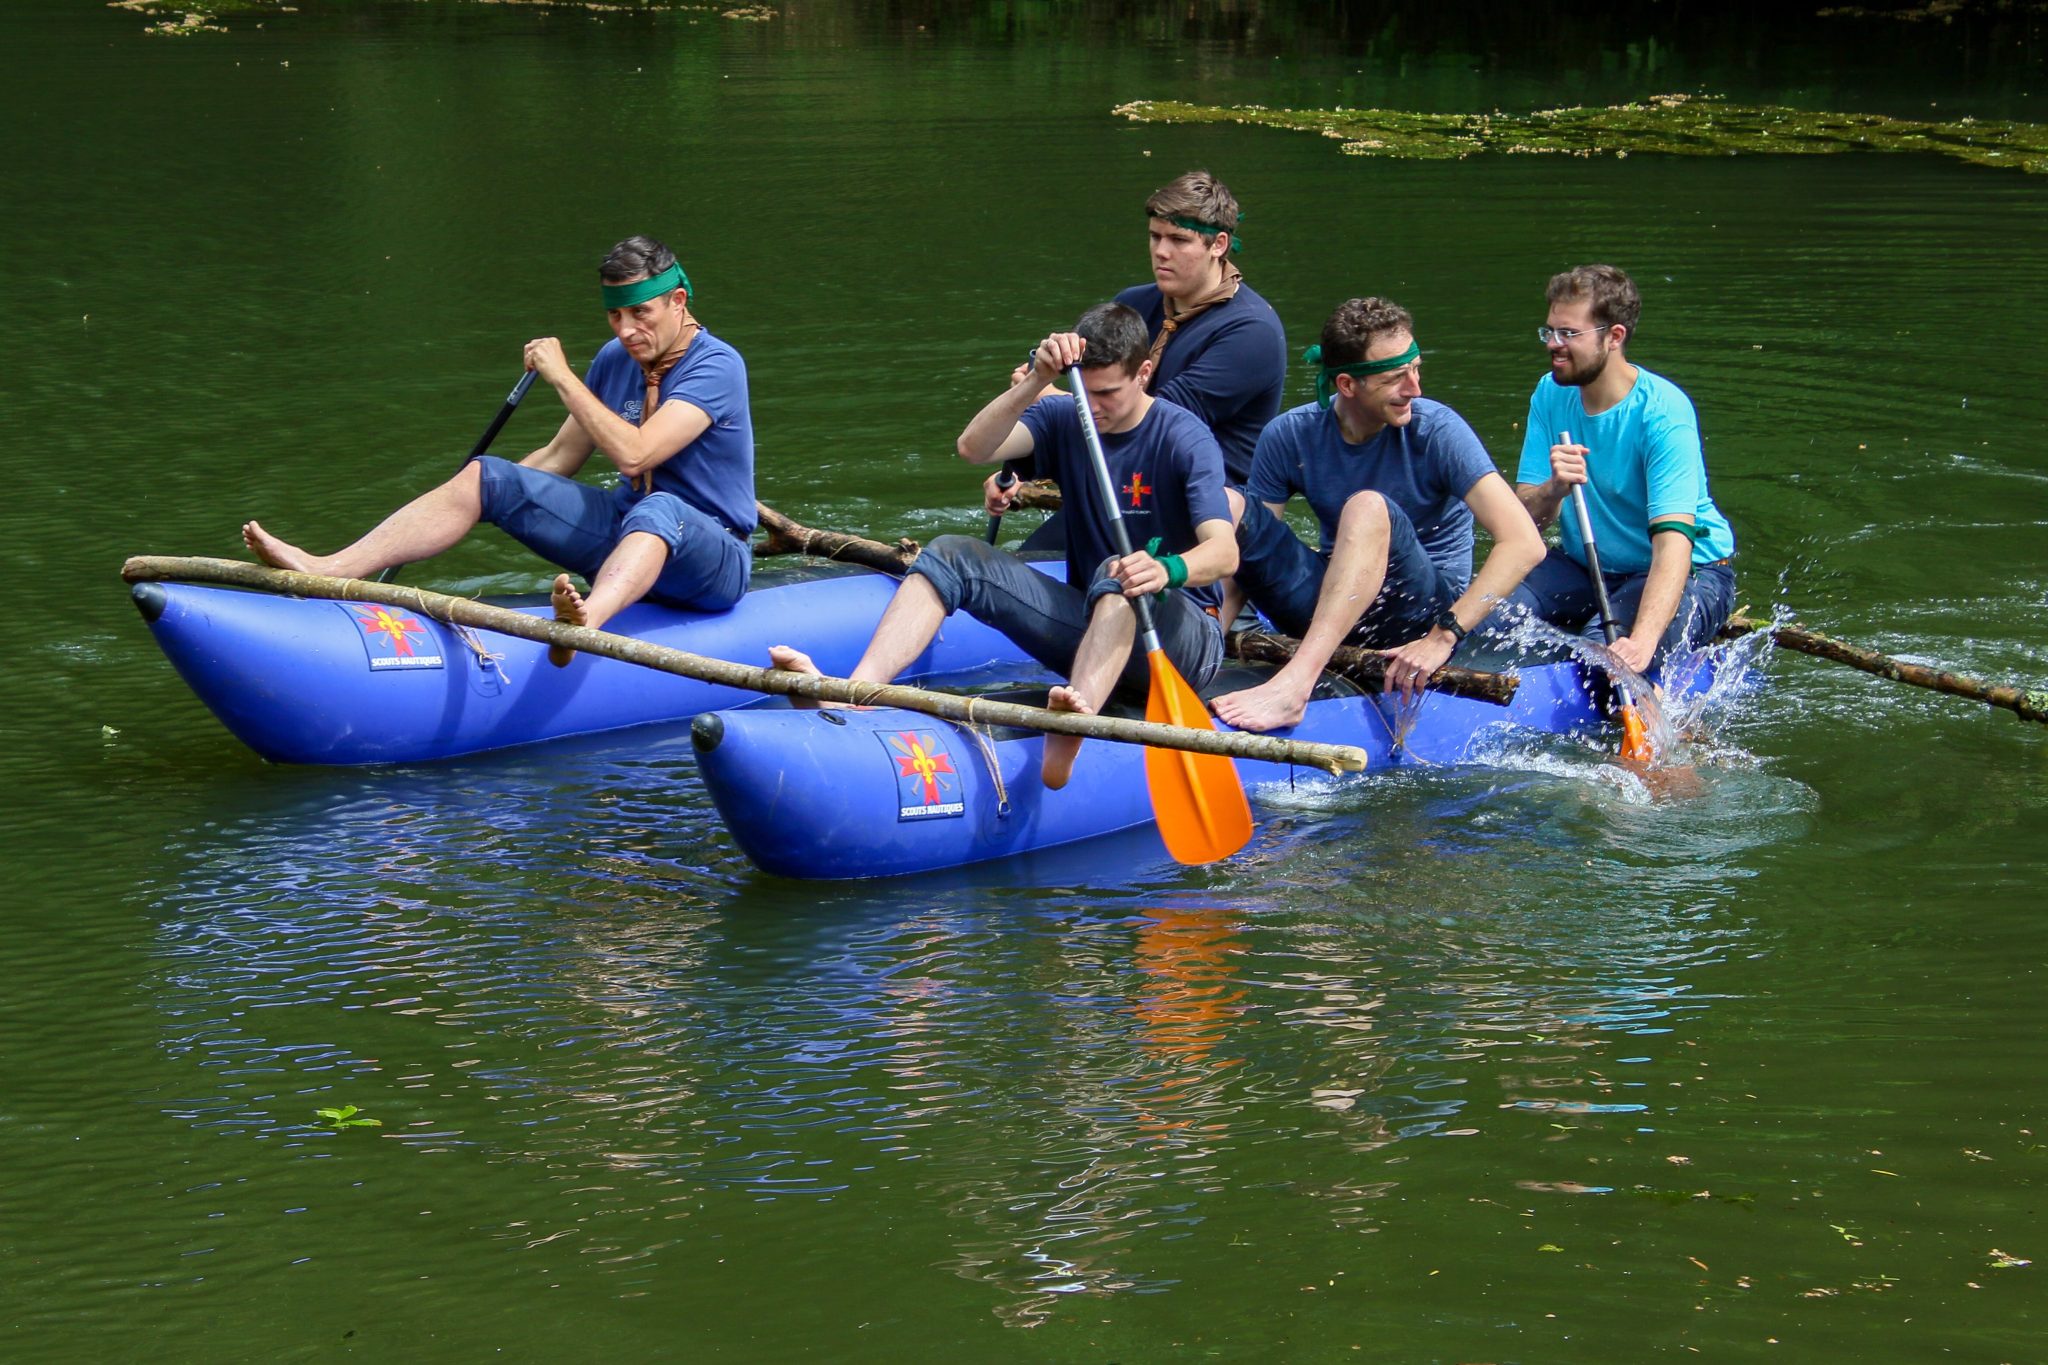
[633,317,699,493]
[1144,260,1242,391]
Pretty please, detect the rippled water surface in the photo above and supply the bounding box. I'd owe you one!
[6,0,2047,1358]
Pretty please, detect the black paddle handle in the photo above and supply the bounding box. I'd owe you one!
[984,467,1020,544]
[373,370,537,585]
[469,370,540,461]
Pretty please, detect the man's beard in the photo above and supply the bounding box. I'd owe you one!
[1561,347,1609,387]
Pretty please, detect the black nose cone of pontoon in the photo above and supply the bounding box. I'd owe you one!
[131,581,168,623]
[691,713,725,754]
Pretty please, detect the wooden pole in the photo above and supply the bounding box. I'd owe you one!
[1723,613,2048,727]
[1226,629,1518,706]
[753,502,918,574]
[120,556,1371,774]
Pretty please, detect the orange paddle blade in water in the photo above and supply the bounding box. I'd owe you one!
[1618,701,1654,765]
[1142,647,1253,865]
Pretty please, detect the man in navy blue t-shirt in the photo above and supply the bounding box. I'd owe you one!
[1002,170,1287,549]
[772,302,1236,789]
[1211,297,1546,732]
[243,235,755,664]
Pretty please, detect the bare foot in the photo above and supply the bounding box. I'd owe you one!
[242,521,325,574]
[767,643,841,710]
[1210,676,1311,733]
[549,573,587,667]
[1041,685,1095,790]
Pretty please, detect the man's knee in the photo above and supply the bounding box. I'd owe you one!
[1086,588,1135,624]
[469,456,513,522]
[1225,486,1246,526]
[906,533,997,615]
[1337,489,1390,536]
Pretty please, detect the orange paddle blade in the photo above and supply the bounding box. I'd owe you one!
[1618,701,1654,765]
[1143,647,1253,864]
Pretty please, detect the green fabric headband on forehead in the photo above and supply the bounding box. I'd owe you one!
[1165,215,1243,254]
[601,261,691,309]
[1303,340,1422,409]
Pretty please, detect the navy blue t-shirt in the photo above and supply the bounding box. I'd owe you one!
[1113,282,1288,483]
[1017,394,1230,609]
[1245,398,1497,592]
[584,331,757,535]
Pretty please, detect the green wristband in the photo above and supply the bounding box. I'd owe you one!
[1160,554,1189,590]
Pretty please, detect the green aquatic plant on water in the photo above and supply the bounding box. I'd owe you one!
[110,0,770,37]
[315,1104,382,1131]
[1113,93,2048,176]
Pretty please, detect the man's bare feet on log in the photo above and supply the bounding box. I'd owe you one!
[1041,685,1095,790]
[549,574,588,667]
[242,522,327,575]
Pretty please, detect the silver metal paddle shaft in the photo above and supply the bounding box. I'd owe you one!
[1070,365,1165,655]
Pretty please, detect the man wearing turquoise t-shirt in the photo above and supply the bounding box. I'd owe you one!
[1494,264,1736,674]
[243,235,755,665]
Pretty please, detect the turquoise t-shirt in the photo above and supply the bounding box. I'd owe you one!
[1515,366,1735,573]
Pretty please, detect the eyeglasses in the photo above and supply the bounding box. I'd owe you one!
[1537,324,1615,345]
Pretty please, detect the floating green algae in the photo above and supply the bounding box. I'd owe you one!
[109,0,772,37]
[1112,93,2048,176]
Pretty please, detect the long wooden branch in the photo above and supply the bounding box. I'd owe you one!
[749,502,1517,705]
[1724,612,2048,727]
[1226,630,1518,706]
[121,556,1370,773]
[754,502,918,574]
[1006,480,1063,511]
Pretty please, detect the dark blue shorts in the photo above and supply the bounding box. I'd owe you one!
[474,456,749,611]
[1232,495,1455,647]
[908,535,1224,699]
[1483,547,1736,665]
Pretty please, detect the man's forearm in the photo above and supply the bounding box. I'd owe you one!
[555,378,663,477]
[1626,535,1693,647]
[957,377,1050,464]
[1516,480,1564,531]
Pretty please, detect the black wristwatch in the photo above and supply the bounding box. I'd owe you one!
[1433,608,1467,642]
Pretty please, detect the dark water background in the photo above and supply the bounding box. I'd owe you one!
[3,0,2045,1358]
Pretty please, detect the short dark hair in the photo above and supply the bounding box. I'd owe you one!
[1547,264,1640,339]
[600,235,677,284]
[1075,302,1152,375]
[1144,169,1241,239]
[1319,297,1415,367]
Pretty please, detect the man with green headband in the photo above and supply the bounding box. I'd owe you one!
[243,235,755,663]
[1211,297,1545,733]
[998,170,1285,549]
[1492,264,1736,672]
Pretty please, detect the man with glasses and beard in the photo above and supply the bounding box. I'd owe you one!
[1490,264,1737,674]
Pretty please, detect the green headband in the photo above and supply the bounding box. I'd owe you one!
[601,261,691,309]
[1166,215,1243,254]
[1304,340,1422,409]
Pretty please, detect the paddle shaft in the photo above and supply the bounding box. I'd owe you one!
[1561,432,1625,646]
[1561,430,1654,761]
[375,370,538,585]
[1069,367,1166,652]
[472,370,539,459]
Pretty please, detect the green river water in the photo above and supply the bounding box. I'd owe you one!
[5,1,2046,1359]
